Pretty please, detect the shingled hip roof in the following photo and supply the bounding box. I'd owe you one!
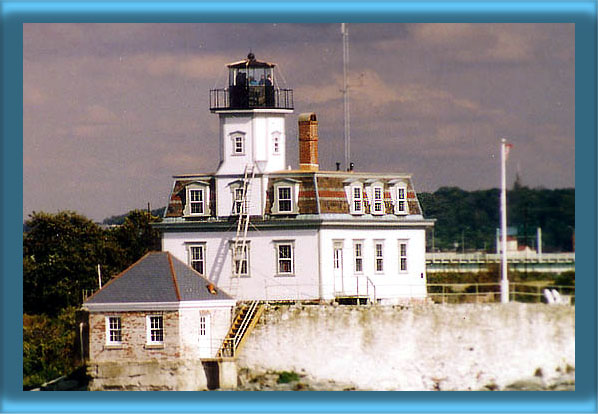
[84,251,233,305]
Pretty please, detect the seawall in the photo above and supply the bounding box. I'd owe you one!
[236,303,574,390]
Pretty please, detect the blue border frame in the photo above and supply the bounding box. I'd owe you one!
[3,1,596,413]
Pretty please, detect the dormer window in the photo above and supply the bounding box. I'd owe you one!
[233,188,245,215]
[230,132,246,156]
[396,185,407,214]
[352,186,364,214]
[372,186,384,215]
[183,182,210,217]
[390,180,409,215]
[190,189,204,214]
[271,179,299,214]
[278,187,292,212]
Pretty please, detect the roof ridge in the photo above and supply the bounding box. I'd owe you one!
[84,251,155,303]
[167,252,182,301]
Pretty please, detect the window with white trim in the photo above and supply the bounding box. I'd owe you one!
[353,241,363,274]
[233,187,245,215]
[399,241,408,272]
[183,182,210,217]
[276,242,294,275]
[146,315,164,345]
[199,315,207,337]
[189,244,206,275]
[271,180,299,214]
[352,186,364,214]
[231,243,249,277]
[106,316,122,344]
[374,241,384,273]
[278,187,292,212]
[396,184,407,214]
[372,186,384,214]
[231,133,245,155]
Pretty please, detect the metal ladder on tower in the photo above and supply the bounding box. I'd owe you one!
[229,164,255,297]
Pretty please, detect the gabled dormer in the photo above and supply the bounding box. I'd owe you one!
[389,179,409,215]
[182,181,211,218]
[343,178,365,215]
[270,178,300,215]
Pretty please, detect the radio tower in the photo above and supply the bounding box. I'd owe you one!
[341,23,351,170]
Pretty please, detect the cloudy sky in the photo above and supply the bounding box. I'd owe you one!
[23,23,574,222]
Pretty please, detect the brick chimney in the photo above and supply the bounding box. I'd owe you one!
[298,112,319,171]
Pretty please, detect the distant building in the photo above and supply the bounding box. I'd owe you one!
[154,54,434,303]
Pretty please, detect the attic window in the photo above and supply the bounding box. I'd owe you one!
[271,179,299,215]
[190,189,204,214]
[278,187,292,212]
[394,183,409,215]
[183,182,210,217]
[351,186,364,215]
[372,186,384,215]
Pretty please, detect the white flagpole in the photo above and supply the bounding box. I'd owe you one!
[500,138,509,303]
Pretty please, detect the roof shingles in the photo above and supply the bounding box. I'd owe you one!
[85,252,232,304]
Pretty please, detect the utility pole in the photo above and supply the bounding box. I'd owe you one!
[341,23,351,170]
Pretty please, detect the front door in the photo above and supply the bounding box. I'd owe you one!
[333,242,344,294]
[199,314,212,358]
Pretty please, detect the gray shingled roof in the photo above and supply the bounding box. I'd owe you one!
[85,252,232,304]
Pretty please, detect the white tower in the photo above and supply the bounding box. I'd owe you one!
[210,53,294,176]
[209,53,294,216]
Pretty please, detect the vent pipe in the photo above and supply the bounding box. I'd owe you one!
[298,112,319,171]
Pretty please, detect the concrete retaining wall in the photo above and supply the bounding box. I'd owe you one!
[236,303,575,390]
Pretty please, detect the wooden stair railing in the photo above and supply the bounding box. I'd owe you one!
[218,301,264,358]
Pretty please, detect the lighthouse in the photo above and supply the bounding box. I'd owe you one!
[210,53,294,176]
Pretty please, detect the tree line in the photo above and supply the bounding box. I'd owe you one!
[418,183,575,253]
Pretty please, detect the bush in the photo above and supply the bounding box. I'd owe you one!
[23,307,79,389]
[277,371,300,384]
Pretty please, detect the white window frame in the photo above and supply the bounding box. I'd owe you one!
[188,243,206,275]
[230,242,250,277]
[233,187,245,215]
[146,315,164,345]
[374,241,384,273]
[230,132,246,156]
[351,185,364,215]
[372,186,385,215]
[199,315,207,337]
[398,240,408,273]
[271,180,299,214]
[183,182,210,217]
[395,184,408,215]
[275,241,295,276]
[189,188,204,215]
[105,316,122,345]
[353,240,364,274]
[277,186,292,213]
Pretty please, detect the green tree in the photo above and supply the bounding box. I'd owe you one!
[107,209,162,270]
[23,211,111,315]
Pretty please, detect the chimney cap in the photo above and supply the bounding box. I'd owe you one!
[298,112,317,122]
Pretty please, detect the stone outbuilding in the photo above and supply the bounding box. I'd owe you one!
[83,251,236,390]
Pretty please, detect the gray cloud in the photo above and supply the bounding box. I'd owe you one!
[23,23,574,221]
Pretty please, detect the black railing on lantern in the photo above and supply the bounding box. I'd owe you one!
[210,87,294,110]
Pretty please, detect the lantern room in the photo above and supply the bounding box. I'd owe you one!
[210,53,294,111]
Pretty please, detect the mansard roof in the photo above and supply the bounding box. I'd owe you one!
[84,251,233,305]
[164,170,424,219]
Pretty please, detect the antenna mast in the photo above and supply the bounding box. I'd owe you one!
[341,23,351,170]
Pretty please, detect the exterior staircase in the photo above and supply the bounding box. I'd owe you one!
[218,301,264,358]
